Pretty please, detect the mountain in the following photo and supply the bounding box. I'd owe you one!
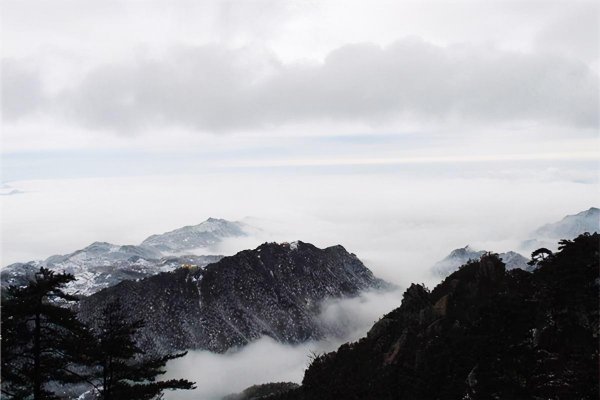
[522,207,599,252]
[1,242,222,296]
[77,241,389,355]
[534,207,599,238]
[0,184,24,196]
[433,208,599,278]
[1,217,247,295]
[271,233,599,400]
[498,250,529,270]
[432,245,530,276]
[140,217,247,253]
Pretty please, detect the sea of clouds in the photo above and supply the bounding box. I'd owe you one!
[1,164,597,399]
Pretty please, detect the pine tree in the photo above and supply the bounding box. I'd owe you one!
[89,298,195,400]
[1,267,93,399]
[528,247,553,266]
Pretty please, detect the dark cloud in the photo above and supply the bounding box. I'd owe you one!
[3,38,599,133]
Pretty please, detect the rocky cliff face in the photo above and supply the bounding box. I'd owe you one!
[275,233,599,400]
[77,241,389,355]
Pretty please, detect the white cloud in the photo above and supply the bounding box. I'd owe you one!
[2,1,598,151]
[3,38,598,137]
[534,2,600,64]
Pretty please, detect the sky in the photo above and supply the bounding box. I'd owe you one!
[1,0,598,167]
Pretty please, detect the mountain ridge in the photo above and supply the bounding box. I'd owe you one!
[521,207,599,252]
[77,241,390,355]
[432,245,530,277]
[1,218,247,295]
[140,217,247,253]
[270,233,599,399]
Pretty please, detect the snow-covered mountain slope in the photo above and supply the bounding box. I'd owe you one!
[44,241,163,267]
[77,241,390,355]
[140,217,247,253]
[521,207,599,252]
[1,246,223,296]
[432,207,599,278]
[1,217,248,295]
[535,207,599,238]
[432,246,530,277]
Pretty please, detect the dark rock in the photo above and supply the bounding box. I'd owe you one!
[274,233,599,400]
[77,241,389,355]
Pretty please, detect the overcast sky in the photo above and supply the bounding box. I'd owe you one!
[1,0,598,175]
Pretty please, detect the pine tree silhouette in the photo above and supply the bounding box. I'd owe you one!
[1,267,93,399]
[89,298,195,400]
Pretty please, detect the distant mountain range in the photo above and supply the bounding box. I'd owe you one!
[5,209,597,295]
[432,207,599,277]
[521,207,599,251]
[141,217,247,253]
[1,218,247,295]
[432,246,530,277]
[77,241,389,355]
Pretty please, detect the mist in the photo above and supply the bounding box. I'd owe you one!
[162,288,405,400]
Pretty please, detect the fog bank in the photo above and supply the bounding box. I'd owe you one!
[162,288,404,400]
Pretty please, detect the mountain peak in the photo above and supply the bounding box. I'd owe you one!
[140,218,247,253]
[433,245,529,277]
[532,207,600,241]
[3,218,249,296]
[447,245,480,258]
[580,207,599,216]
[78,240,388,354]
[86,241,113,248]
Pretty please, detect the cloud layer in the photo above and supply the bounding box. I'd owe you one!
[3,38,598,135]
[3,170,597,284]
[162,289,404,400]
